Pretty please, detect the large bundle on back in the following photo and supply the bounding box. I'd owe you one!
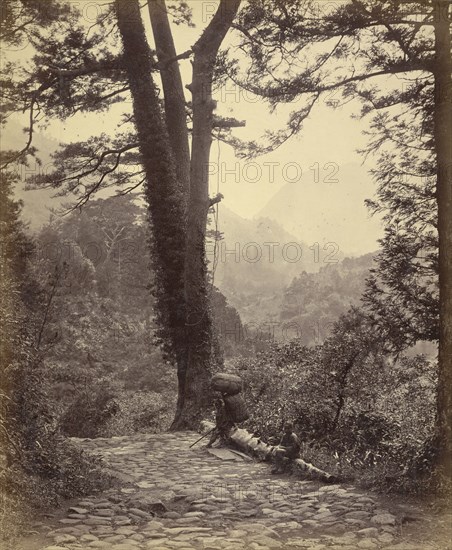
[211,373,243,396]
[223,393,250,423]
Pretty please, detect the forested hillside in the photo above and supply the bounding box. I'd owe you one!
[28,195,382,434]
[31,195,243,437]
[280,254,375,345]
[212,206,321,326]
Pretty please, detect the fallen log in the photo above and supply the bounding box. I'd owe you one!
[199,421,337,483]
[228,426,273,460]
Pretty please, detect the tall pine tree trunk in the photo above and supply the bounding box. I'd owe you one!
[115,0,187,385]
[171,0,242,429]
[147,0,190,200]
[433,0,452,481]
[147,0,191,428]
[118,0,241,429]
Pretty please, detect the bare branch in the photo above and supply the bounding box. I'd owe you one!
[160,49,192,69]
[209,193,224,207]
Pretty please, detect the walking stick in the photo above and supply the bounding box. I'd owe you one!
[189,428,215,448]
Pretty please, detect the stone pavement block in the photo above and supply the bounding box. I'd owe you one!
[85,517,112,526]
[285,541,327,550]
[144,520,164,530]
[115,527,138,535]
[357,540,378,549]
[68,513,87,520]
[54,534,77,544]
[371,512,397,526]
[103,535,127,543]
[94,509,113,517]
[385,544,427,550]
[81,534,99,542]
[53,525,90,535]
[357,527,379,538]
[145,538,170,547]
[117,518,133,526]
[344,510,371,520]
[162,511,181,519]
[59,518,81,524]
[321,522,347,535]
[69,507,90,515]
[251,535,283,548]
[379,533,395,544]
[110,544,142,550]
[318,484,342,493]
[90,525,115,535]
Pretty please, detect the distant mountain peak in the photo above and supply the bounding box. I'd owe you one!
[256,162,384,257]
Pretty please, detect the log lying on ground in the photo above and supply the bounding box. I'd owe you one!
[228,426,273,460]
[199,421,336,483]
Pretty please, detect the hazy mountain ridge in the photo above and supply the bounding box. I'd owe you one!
[5,121,65,230]
[257,162,384,256]
[212,205,328,324]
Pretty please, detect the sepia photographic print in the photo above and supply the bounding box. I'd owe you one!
[0,1,451,549]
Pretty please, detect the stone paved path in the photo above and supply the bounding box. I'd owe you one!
[33,433,444,550]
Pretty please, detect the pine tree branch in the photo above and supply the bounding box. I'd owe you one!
[47,58,126,77]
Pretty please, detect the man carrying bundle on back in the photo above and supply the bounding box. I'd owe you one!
[206,373,249,448]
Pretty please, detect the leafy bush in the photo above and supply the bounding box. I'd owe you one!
[1,438,112,549]
[231,337,438,493]
[1,355,113,545]
[232,342,335,440]
[0,175,113,548]
[59,378,122,438]
[60,379,176,438]
[101,390,176,436]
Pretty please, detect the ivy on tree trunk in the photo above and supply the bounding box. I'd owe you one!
[117,0,241,429]
[115,0,187,413]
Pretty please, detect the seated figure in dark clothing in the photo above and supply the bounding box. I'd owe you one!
[270,421,337,482]
[271,421,301,474]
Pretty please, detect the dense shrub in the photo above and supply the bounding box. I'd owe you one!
[230,338,438,493]
[101,391,176,436]
[60,378,122,438]
[0,173,112,547]
[60,379,177,438]
[1,432,112,549]
[231,342,335,440]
